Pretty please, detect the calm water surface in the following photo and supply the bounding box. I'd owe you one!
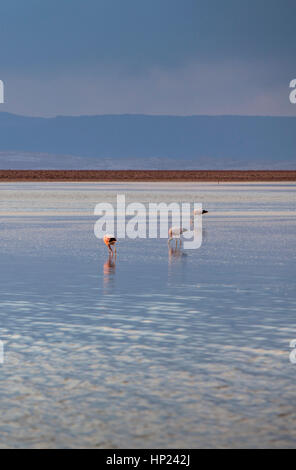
[0,182,295,448]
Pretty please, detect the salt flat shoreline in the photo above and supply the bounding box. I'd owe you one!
[0,170,296,182]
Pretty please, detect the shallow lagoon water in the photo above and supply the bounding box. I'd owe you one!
[0,182,295,448]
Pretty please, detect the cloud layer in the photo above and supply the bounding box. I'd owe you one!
[0,0,295,116]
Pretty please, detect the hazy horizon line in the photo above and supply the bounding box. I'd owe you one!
[1,111,295,119]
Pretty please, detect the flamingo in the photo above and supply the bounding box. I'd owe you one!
[103,234,117,256]
[168,227,188,247]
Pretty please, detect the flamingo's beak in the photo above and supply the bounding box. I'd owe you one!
[202,210,208,214]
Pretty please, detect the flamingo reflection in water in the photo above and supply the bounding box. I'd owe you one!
[103,254,116,290]
[168,245,186,261]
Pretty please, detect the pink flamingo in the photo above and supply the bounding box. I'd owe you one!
[103,234,117,256]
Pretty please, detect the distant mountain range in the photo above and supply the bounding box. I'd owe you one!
[0,112,295,169]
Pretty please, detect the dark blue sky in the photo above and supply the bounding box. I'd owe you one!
[1,0,295,116]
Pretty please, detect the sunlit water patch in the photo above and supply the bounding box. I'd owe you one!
[0,182,295,448]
